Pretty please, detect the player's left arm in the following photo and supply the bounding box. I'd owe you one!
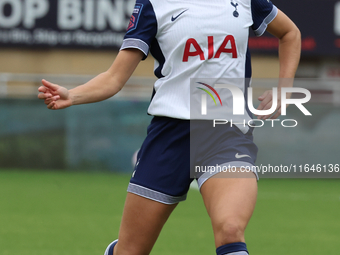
[256,9,301,119]
[38,49,143,110]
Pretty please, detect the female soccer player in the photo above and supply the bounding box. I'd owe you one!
[38,0,300,254]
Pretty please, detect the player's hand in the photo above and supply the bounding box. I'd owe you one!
[256,89,281,120]
[256,86,293,120]
[38,79,72,110]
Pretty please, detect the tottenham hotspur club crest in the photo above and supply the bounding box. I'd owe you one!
[230,0,239,17]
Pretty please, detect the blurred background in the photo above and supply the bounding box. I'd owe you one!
[0,1,339,255]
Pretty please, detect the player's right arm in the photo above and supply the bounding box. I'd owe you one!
[38,48,143,110]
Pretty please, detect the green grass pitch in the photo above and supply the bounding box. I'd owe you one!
[0,170,339,255]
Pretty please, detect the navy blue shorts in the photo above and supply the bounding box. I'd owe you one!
[128,116,258,204]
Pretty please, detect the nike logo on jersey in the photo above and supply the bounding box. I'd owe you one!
[171,9,188,22]
[235,153,251,159]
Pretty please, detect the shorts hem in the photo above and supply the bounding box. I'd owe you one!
[127,183,187,205]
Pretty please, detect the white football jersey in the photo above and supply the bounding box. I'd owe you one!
[121,0,278,121]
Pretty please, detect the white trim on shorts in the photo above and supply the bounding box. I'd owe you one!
[127,183,187,204]
[128,161,258,204]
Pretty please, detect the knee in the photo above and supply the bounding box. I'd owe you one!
[214,222,245,246]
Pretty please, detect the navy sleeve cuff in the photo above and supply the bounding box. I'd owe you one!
[120,38,150,60]
[253,5,278,37]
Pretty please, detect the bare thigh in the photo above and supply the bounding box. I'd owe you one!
[200,171,257,248]
[114,192,177,255]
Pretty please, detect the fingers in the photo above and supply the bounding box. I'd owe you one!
[255,90,283,120]
[38,85,53,99]
[47,101,56,110]
[38,79,69,110]
[38,80,61,104]
[38,92,52,99]
[41,79,59,91]
[38,86,47,93]
[257,90,270,101]
[259,104,275,120]
[47,100,67,110]
[256,91,273,120]
[257,91,272,111]
[38,92,60,100]
[44,95,60,104]
[270,107,281,120]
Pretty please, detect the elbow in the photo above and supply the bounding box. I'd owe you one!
[289,25,301,41]
[115,77,126,92]
[102,71,125,98]
[293,26,301,43]
[281,25,300,40]
[106,70,126,92]
[290,26,301,51]
[280,25,301,49]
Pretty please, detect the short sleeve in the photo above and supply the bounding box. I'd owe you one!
[251,0,278,37]
[120,0,157,60]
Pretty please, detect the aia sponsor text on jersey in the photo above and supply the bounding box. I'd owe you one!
[183,35,237,62]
